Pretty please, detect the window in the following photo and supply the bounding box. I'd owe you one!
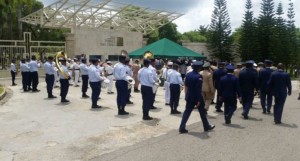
[89,55,102,61]
[108,55,119,61]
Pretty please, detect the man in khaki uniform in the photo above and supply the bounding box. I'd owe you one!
[200,62,215,112]
[132,59,141,92]
[234,63,242,78]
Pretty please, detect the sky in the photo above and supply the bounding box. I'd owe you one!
[40,0,300,33]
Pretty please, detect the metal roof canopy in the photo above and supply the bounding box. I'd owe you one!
[20,0,183,35]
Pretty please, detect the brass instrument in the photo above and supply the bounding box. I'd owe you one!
[55,51,69,79]
[126,76,135,89]
[143,51,154,60]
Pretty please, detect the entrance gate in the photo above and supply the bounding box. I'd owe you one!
[0,32,65,69]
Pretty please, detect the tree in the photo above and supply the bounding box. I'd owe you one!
[255,0,276,61]
[158,22,180,43]
[271,2,289,65]
[286,0,298,65]
[239,0,257,61]
[181,30,207,42]
[207,0,232,61]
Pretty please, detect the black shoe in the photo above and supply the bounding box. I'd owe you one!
[48,95,57,98]
[204,125,215,131]
[134,89,140,92]
[98,97,101,100]
[150,106,158,110]
[179,129,188,134]
[262,111,266,114]
[107,92,114,94]
[298,96,300,100]
[61,99,70,103]
[32,89,40,92]
[267,110,271,114]
[118,110,129,115]
[82,95,90,98]
[143,116,153,120]
[165,103,170,106]
[275,121,281,124]
[211,101,216,105]
[242,113,248,119]
[28,88,32,91]
[92,105,102,109]
[172,110,181,114]
[225,119,231,124]
[216,109,223,112]
[126,101,133,104]
[12,83,17,86]
[24,90,29,92]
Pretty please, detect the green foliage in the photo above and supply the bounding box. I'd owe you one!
[207,0,233,61]
[158,22,181,43]
[181,30,207,42]
[0,0,66,41]
[239,0,257,61]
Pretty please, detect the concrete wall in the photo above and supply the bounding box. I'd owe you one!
[182,42,211,60]
[72,28,143,60]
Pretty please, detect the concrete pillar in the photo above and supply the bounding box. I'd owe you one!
[65,33,75,58]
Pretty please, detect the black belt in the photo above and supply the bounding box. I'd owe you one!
[46,74,54,75]
[107,74,113,76]
[74,69,80,70]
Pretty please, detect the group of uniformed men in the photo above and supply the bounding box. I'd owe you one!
[11,51,294,133]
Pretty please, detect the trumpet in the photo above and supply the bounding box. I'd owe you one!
[55,51,69,79]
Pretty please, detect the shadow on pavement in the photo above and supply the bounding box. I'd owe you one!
[223,123,246,129]
[141,118,161,126]
[114,113,136,119]
[188,131,211,139]
[274,123,298,128]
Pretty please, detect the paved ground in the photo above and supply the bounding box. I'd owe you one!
[0,78,299,161]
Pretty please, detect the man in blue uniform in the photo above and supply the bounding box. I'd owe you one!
[44,56,57,98]
[114,55,131,115]
[88,58,104,109]
[29,55,40,92]
[58,57,71,103]
[179,61,215,133]
[239,60,258,119]
[138,59,156,120]
[80,59,89,98]
[219,64,241,124]
[213,62,227,112]
[20,59,30,92]
[259,60,274,114]
[167,64,183,114]
[268,63,292,124]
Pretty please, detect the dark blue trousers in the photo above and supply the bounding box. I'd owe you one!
[260,91,273,112]
[116,80,128,109]
[127,86,131,102]
[46,74,54,96]
[179,98,210,130]
[274,94,287,123]
[215,90,224,110]
[90,81,101,106]
[242,91,254,115]
[59,79,69,100]
[170,84,180,111]
[21,72,29,90]
[224,97,237,121]
[11,70,16,85]
[141,85,153,117]
[30,71,39,90]
[81,75,89,94]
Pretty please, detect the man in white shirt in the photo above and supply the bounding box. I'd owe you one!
[28,55,40,92]
[44,56,56,98]
[10,59,17,86]
[167,64,183,114]
[73,58,80,87]
[20,58,30,91]
[58,57,71,103]
[138,59,156,120]
[114,55,131,115]
[149,58,159,109]
[162,62,174,105]
[89,59,104,109]
[80,59,89,98]
[105,61,114,94]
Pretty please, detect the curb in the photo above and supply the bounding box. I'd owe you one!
[0,86,6,100]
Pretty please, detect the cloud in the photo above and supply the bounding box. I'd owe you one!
[39,0,300,33]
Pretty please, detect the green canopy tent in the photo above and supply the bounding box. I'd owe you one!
[129,38,206,59]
